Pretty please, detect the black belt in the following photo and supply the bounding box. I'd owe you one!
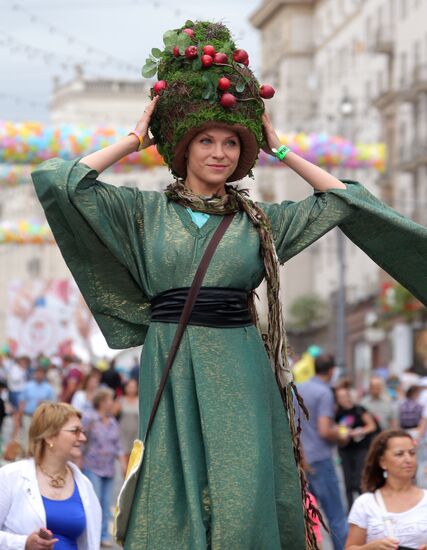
[150,287,254,328]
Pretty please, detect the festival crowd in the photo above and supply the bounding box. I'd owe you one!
[0,352,139,548]
[1,350,427,549]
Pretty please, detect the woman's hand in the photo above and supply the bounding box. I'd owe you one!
[262,111,281,156]
[133,95,160,149]
[25,531,58,549]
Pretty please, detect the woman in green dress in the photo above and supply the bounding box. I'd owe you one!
[32,21,427,550]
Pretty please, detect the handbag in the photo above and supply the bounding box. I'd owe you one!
[113,213,235,545]
[374,489,417,550]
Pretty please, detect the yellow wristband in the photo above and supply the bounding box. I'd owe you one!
[128,131,143,152]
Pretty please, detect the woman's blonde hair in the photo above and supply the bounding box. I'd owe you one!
[28,402,81,463]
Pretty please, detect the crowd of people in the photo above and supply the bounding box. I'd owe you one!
[297,353,427,549]
[0,352,139,548]
[2,349,427,549]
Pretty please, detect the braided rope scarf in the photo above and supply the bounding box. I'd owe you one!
[166,181,322,549]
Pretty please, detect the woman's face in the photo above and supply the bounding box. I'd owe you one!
[100,394,114,414]
[186,127,241,189]
[336,388,353,409]
[125,379,138,397]
[47,415,86,462]
[379,436,417,480]
[86,373,100,392]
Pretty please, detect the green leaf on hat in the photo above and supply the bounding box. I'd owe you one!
[163,30,176,46]
[208,74,219,86]
[144,57,157,67]
[151,48,162,59]
[185,20,194,27]
[142,64,158,78]
[202,80,215,100]
[176,33,191,48]
[192,58,202,71]
[202,86,212,100]
[236,81,246,93]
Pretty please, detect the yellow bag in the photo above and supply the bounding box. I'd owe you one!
[113,439,144,546]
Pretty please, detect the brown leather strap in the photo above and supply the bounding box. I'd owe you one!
[144,212,235,442]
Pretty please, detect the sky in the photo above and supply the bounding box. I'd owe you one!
[0,0,262,122]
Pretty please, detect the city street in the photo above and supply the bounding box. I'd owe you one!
[2,0,427,548]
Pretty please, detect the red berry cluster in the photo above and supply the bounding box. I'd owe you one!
[151,29,276,108]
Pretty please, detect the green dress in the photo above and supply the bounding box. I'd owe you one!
[32,159,427,549]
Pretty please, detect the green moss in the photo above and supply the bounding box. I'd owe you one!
[145,20,265,178]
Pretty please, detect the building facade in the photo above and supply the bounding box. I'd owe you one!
[251,0,427,378]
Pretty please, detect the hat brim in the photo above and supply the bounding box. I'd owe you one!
[171,121,259,183]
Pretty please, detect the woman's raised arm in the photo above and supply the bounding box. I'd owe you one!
[79,96,159,174]
[262,111,346,192]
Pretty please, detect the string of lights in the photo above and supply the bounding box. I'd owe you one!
[11,0,210,23]
[7,2,140,73]
[0,31,112,73]
[0,93,46,110]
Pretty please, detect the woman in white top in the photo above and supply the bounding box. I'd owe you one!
[346,429,427,550]
[0,402,101,550]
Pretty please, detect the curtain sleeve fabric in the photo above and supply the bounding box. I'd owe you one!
[31,158,151,349]
[258,181,427,307]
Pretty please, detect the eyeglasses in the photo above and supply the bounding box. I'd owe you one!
[62,427,86,437]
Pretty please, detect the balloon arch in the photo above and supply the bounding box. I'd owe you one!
[0,121,385,244]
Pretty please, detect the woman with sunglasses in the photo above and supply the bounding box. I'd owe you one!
[0,401,101,550]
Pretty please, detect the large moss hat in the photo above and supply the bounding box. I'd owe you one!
[142,20,276,182]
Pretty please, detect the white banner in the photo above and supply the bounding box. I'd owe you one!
[6,279,98,359]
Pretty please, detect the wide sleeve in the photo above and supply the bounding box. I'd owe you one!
[31,158,151,349]
[259,181,427,307]
[257,189,354,264]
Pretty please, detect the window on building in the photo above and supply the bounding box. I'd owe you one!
[414,40,421,75]
[365,16,372,45]
[377,71,384,94]
[365,80,372,105]
[402,51,408,87]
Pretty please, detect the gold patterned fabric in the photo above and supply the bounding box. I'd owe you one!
[32,159,427,549]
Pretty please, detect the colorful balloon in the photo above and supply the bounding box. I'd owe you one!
[0,122,385,187]
[0,219,54,244]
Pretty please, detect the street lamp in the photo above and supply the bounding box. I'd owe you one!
[336,93,354,372]
[340,95,354,117]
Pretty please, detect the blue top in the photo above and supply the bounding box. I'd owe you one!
[186,208,210,228]
[19,380,56,414]
[296,376,335,464]
[42,481,86,549]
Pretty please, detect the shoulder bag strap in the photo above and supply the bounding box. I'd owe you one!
[143,212,235,443]
[374,489,395,539]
